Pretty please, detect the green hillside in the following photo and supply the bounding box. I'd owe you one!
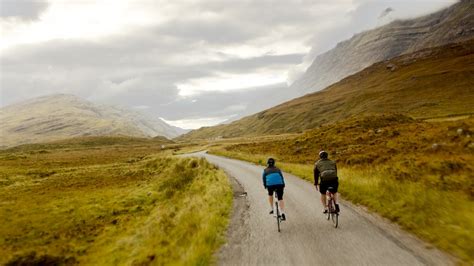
[180,39,474,140]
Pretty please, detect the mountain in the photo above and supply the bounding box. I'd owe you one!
[0,94,186,147]
[289,0,474,96]
[179,39,474,140]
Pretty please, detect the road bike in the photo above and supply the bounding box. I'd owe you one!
[274,193,282,232]
[326,187,338,228]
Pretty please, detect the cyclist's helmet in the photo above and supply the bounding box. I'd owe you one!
[319,150,328,159]
[267,158,275,167]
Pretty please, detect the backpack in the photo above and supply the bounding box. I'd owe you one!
[316,159,338,181]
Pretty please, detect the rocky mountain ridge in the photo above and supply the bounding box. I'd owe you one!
[290,0,474,95]
[0,94,186,147]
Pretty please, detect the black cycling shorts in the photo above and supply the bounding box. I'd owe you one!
[267,185,284,200]
[319,180,338,194]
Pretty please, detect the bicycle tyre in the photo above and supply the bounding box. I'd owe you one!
[330,200,338,228]
[276,202,281,232]
[326,198,331,220]
[332,212,338,228]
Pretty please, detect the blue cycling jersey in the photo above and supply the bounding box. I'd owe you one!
[262,167,285,187]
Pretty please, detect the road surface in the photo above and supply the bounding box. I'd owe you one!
[190,152,454,265]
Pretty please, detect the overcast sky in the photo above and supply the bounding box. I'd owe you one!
[0,0,456,129]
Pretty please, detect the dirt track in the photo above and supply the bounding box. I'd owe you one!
[190,152,454,265]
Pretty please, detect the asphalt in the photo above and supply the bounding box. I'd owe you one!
[190,152,455,266]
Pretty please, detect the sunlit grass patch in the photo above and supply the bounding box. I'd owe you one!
[340,168,474,262]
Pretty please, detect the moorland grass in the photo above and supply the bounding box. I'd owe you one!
[0,142,232,265]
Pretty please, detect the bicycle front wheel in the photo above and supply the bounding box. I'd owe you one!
[326,199,331,220]
[276,202,281,232]
[330,201,338,228]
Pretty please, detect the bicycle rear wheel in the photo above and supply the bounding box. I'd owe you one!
[275,202,281,232]
[326,199,331,220]
[329,200,338,228]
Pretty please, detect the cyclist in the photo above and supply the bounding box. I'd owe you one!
[314,151,340,213]
[263,158,286,221]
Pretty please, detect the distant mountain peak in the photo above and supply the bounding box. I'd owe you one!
[0,94,187,147]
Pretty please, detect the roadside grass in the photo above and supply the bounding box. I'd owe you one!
[340,168,474,262]
[208,115,474,263]
[0,140,232,265]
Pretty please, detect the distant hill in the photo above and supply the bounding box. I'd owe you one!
[2,135,174,153]
[179,39,474,140]
[0,94,186,147]
[289,0,474,96]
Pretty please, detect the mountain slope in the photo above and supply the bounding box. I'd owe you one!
[290,0,474,96]
[0,94,185,147]
[179,39,474,140]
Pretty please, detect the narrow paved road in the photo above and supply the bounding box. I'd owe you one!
[190,152,454,266]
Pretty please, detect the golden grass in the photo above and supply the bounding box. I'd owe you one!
[0,139,232,265]
[340,168,474,262]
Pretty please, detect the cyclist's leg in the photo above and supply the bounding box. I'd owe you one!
[276,186,286,220]
[319,182,328,212]
[331,181,340,212]
[267,186,275,212]
[330,182,339,204]
[276,186,285,212]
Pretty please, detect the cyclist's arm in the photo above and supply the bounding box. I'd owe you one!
[313,166,320,186]
[278,170,285,186]
[262,170,267,188]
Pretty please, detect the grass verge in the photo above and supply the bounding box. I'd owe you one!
[0,143,232,265]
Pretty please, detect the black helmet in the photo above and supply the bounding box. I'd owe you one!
[267,158,275,167]
[319,150,328,159]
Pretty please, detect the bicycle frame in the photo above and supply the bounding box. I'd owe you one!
[275,193,281,232]
[325,188,338,228]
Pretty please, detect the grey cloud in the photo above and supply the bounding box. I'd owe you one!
[198,53,304,74]
[154,17,263,44]
[146,83,290,121]
[0,0,49,20]
[151,0,340,47]
[379,7,394,18]
[1,21,301,118]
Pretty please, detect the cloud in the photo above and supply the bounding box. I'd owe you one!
[149,83,289,121]
[379,7,394,19]
[0,0,49,20]
[161,116,235,130]
[0,21,303,106]
[133,105,151,110]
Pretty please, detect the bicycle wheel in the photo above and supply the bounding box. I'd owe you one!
[330,200,338,228]
[326,198,331,220]
[275,202,281,232]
